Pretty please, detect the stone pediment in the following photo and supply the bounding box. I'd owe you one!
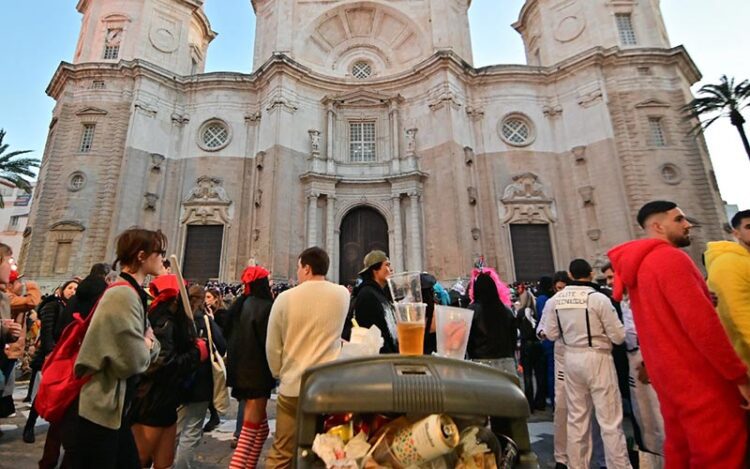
[75,107,108,117]
[635,99,670,109]
[323,89,401,107]
[49,220,86,232]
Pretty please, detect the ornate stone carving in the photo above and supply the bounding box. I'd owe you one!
[150,153,165,171]
[468,187,478,205]
[182,176,232,225]
[266,91,298,113]
[144,192,159,211]
[428,84,462,111]
[255,151,266,170]
[543,104,563,118]
[134,102,157,118]
[171,113,190,126]
[405,128,418,156]
[577,88,603,108]
[308,129,321,157]
[466,105,485,121]
[464,146,474,166]
[471,228,481,241]
[500,173,556,224]
[502,173,550,202]
[578,186,595,207]
[571,145,587,164]
[245,111,262,124]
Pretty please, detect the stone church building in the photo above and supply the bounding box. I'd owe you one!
[20,0,727,286]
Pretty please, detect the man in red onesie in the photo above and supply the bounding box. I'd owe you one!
[608,200,750,468]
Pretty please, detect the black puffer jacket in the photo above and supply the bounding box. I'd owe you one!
[225,295,275,399]
[130,303,200,424]
[349,279,399,354]
[182,308,226,404]
[467,302,518,360]
[32,296,66,369]
[54,275,107,341]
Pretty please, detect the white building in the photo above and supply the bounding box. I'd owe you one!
[21,0,727,286]
[0,181,34,259]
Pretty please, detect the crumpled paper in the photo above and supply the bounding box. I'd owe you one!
[312,431,372,469]
[339,325,384,359]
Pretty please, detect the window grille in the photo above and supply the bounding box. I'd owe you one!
[501,118,531,146]
[351,62,372,80]
[649,117,666,146]
[201,123,229,150]
[349,122,376,162]
[616,14,637,45]
[80,124,95,152]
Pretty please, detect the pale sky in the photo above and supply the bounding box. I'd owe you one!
[1,0,747,209]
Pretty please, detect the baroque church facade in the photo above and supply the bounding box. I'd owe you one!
[21,0,727,286]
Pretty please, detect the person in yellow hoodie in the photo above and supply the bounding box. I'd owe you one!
[706,209,750,368]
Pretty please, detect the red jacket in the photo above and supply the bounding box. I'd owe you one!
[608,239,747,407]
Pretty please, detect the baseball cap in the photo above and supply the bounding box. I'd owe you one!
[359,250,389,274]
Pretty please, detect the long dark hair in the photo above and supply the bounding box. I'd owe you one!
[472,273,502,308]
[249,277,273,301]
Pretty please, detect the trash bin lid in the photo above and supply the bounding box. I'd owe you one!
[298,355,529,418]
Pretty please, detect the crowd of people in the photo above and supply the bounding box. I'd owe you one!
[0,200,748,469]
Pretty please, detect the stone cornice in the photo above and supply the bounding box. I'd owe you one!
[46,45,702,101]
[77,0,204,13]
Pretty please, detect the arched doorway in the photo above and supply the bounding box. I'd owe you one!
[339,206,389,284]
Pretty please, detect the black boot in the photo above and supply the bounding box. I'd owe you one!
[203,405,220,432]
[23,406,38,443]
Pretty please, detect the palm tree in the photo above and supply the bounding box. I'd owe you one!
[683,75,750,162]
[0,129,40,208]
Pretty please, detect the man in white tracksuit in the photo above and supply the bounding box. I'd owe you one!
[543,259,631,469]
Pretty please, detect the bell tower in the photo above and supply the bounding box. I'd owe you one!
[251,0,473,77]
[513,0,671,66]
[73,0,215,75]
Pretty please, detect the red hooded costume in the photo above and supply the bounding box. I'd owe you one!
[608,238,748,468]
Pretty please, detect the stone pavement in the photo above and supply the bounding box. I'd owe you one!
[0,382,558,468]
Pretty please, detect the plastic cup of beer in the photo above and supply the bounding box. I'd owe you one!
[395,302,426,355]
[435,305,474,359]
[387,272,423,304]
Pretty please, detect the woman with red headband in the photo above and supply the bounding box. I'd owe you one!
[226,265,275,469]
[129,275,208,469]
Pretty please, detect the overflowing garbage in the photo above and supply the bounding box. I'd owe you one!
[311,412,518,469]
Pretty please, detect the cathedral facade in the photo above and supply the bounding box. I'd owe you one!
[20,0,727,286]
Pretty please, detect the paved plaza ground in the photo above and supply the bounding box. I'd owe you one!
[0,381,557,468]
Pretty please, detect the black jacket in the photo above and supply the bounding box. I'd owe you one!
[131,304,200,424]
[54,275,108,341]
[350,279,399,354]
[182,308,226,404]
[32,296,65,369]
[467,302,518,360]
[225,295,275,398]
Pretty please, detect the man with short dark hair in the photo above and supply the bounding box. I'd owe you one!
[265,247,350,468]
[706,209,750,368]
[349,250,398,353]
[609,201,750,468]
[542,259,630,468]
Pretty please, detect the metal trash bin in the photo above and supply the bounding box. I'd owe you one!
[295,355,539,468]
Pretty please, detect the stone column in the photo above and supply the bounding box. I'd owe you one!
[391,194,404,272]
[407,191,422,271]
[326,104,335,173]
[389,103,400,173]
[307,192,319,247]
[326,195,336,260]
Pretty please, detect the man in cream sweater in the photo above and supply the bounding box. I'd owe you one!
[266,246,350,468]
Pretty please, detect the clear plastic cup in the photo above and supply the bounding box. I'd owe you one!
[395,302,426,355]
[387,272,423,304]
[435,305,474,359]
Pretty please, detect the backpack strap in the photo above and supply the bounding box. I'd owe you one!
[554,308,566,345]
[584,291,597,347]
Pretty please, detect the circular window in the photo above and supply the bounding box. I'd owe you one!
[68,172,87,192]
[198,119,231,151]
[351,61,372,80]
[499,114,535,147]
[659,163,683,185]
